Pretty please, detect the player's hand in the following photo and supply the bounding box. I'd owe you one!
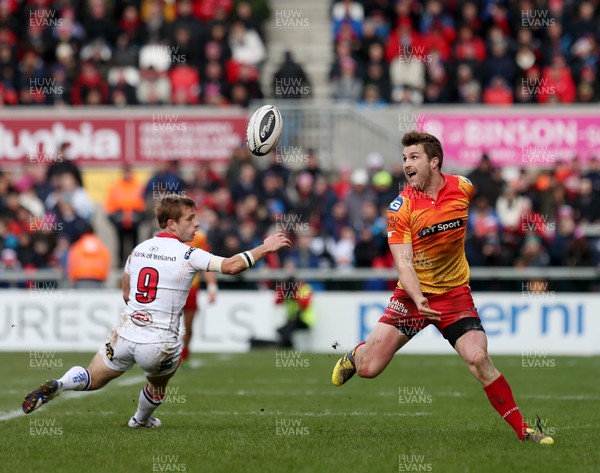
[263,233,292,253]
[415,297,442,321]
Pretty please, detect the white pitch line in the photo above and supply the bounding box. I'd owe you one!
[0,409,24,421]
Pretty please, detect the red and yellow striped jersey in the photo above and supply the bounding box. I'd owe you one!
[387,174,474,294]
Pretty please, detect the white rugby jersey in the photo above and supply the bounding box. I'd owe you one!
[116,232,213,343]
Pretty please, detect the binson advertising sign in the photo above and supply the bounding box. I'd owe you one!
[411,109,600,168]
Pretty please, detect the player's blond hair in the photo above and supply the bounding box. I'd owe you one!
[155,194,196,229]
[401,131,444,169]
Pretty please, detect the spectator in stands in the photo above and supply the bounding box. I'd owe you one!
[357,19,385,64]
[203,23,231,70]
[483,36,514,88]
[229,20,266,68]
[0,248,21,281]
[495,185,531,233]
[324,200,351,241]
[331,56,363,101]
[363,43,390,101]
[467,154,503,206]
[71,61,110,105]
[354,226,379,268]
[331,226,356,269]
[170,64,200,105]
[137,65,171,105]
[53,197,88,244]
[226,145,255,187]
[67,224,111,288]
[230,163,259,202]
[483,76,513,104]
[140,0,170,44]
[234,1,264,40]
[231,63,263,101]
[454,25,486,63]
[118,4,144,46]
[191,0,234,22]
[200,61,226,105]
[389,34,426,103]
[272,50,311,99]
[260,170,294,217]
[568,1,597,40]
[467,195,507,266]
[84,0,118,45]
[345,168,376,231]
[538,54,576,104]
[332,164,353,200]
[292,171,316,223]
[455,63,481,103]
[46,172,95,222]
[572,178,600,223]
[46,142,83,187]
[372,170,396,209]
[143,160,186,202]
[541,21,571,66]
[584,157,600,194]
[285,230,325,269]
[105,165,145,266]
[108,66,139,106]
[312,175,338,225]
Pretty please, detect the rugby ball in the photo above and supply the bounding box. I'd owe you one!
[246,105,283,156]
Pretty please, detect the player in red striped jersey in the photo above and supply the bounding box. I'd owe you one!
[332,131,553,445]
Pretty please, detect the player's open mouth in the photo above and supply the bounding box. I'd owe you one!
[406,171,416,178]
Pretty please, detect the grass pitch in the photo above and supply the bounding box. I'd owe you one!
[1,351,598,473]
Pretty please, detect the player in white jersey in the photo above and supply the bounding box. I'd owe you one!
[22,194,292,428]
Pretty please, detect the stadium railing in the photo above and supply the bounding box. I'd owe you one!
[2,267,598,289]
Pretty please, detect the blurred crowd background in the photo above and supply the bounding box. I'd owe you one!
[2,147,600,289]
[1,0,598,105]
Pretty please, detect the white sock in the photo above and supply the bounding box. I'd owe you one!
[134,384,163,423]
[58,366,91,391]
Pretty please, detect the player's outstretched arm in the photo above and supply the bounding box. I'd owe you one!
[389,243,441,321]
[208,232,292,275]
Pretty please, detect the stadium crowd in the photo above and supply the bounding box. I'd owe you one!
[330,0,600,104]
[0,0,270,107]
[1,147,600,289]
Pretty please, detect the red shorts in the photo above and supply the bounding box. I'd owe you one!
[183,286,198,311]
[379,286,481,342]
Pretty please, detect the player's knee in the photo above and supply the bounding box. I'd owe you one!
[468,349,490,371]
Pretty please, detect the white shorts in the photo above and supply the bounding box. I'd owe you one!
[99,329,182,378]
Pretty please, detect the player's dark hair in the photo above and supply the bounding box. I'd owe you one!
[155,194,195,229]
[401,131,444,169]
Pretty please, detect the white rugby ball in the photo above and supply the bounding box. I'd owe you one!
[246,104,283,156]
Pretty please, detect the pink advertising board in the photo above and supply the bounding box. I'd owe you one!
[419,110,600,168]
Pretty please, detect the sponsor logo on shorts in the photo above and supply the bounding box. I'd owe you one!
[130,311,153,327]
[105,343,114,361]
[418,218,463,238]
[184,247,196,260]
[384,299,409,319]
